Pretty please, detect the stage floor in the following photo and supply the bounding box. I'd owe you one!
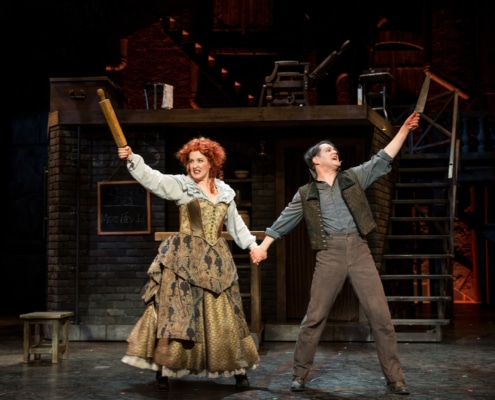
[1,303,494,399]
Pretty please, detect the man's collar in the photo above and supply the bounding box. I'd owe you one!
[310,168,339,182]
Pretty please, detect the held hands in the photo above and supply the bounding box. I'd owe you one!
[250,235,274,265]
[250,246,267,265]
[118,146,133,160]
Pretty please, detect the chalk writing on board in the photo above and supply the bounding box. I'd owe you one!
[97,181,151,235]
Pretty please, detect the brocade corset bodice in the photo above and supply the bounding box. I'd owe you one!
[178,199,228,245]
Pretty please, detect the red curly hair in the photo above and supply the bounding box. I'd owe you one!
[176,137,226,194]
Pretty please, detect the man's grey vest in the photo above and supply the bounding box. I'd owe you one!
[298,169,377,250]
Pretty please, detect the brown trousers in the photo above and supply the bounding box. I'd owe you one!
[292,232,405,383]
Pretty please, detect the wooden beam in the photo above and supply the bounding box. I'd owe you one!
[50,105,389,130]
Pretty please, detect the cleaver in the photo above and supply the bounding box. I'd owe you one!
[415,72,430,113]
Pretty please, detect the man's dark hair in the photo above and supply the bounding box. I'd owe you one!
[303,140,339,170]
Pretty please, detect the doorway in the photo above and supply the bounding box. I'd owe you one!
[275,136,367,322]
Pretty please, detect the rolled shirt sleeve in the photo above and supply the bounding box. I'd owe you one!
[266,191,304,239]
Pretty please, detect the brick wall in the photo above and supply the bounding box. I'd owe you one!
[47,123,168,338]
[118,21,195,110]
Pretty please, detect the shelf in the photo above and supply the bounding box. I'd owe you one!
[225,178,252,183]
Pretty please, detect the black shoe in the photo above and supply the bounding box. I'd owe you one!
[290,376,305,392]
[387,380,410,395]
[155,371,169,392]
[234,374,250,390]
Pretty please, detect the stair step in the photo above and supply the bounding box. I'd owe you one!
[162,14,263,108]
[395,331,443,342]
[383,253,454,259]
[381,274,452,280]
[386,234,451,240]
[387,296,451,301]
[385,149,455,335]
[399,167,448,173]
[401,153,450,160]
[210,48,278,57]
[395,182,449,188]
[163,16,179,31]
[391,318,450,325]
[392,199,449,204]
[390,216,450,221]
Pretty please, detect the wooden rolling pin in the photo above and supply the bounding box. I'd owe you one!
[97,88,128,148]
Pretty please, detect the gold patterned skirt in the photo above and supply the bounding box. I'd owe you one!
[122,284,259,378]
[122,232,259,377]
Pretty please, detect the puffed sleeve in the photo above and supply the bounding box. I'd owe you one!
[217,179,257,250]
[224,202,257,250]
[126,153,183,201]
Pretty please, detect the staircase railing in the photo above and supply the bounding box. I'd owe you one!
[381,80,463,341]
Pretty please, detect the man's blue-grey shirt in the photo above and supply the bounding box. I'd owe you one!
[266,149,393,239]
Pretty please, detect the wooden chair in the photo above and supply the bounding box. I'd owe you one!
[258,40,350,107]
[259,61,310,106]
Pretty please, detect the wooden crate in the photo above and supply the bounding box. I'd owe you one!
[50,76,126,112]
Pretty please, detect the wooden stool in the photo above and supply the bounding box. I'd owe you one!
[19,311,74,364]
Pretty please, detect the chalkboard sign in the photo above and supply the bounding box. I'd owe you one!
[97,181,151,235]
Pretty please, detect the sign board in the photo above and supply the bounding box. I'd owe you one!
[97,181,150,235]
